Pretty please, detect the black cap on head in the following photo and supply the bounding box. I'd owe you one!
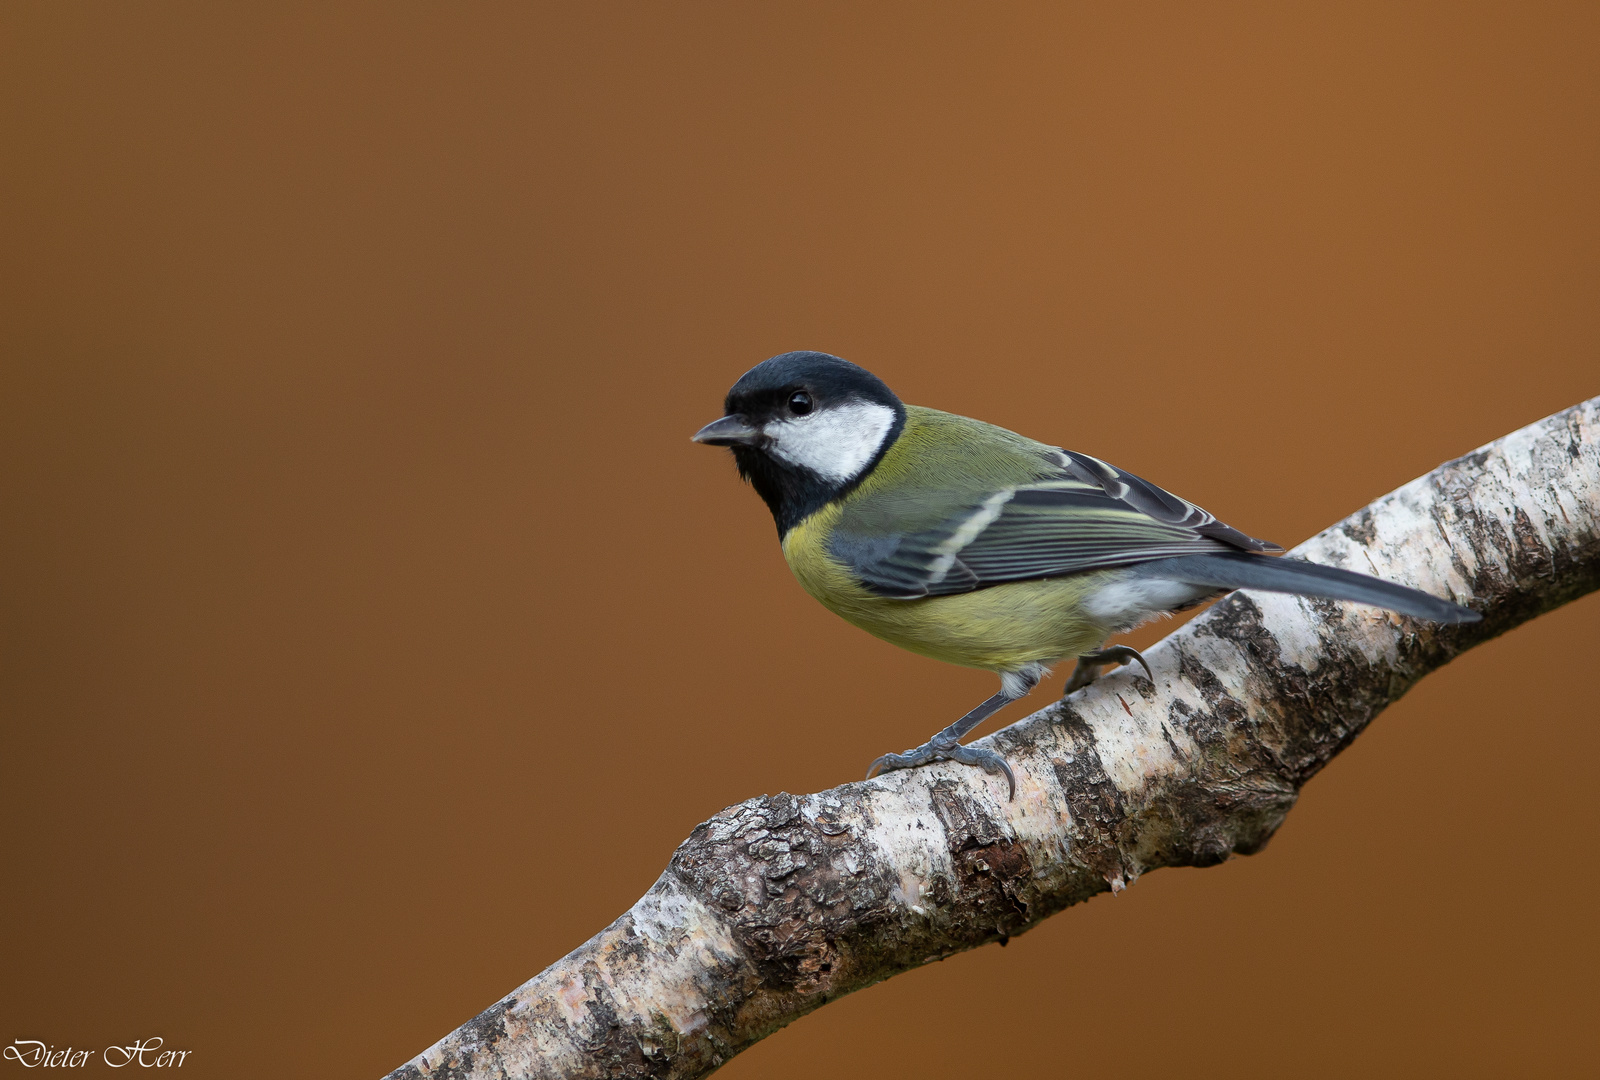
[724,351,901,420]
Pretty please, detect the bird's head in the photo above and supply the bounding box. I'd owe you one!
[692,351,905,534]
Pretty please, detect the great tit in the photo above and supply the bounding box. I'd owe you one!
[693,351,1479,798]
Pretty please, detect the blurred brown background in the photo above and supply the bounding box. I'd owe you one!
[2,3,1596,1077]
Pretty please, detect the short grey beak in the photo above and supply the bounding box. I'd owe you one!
[691,415,762,447]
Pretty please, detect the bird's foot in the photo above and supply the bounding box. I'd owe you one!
[866,732,1016,800]
[1062,645,1153,697]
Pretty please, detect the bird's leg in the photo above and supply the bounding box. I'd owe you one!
[865,669,1040,800]
[1061,645,1153,697]
[864,693,1016,797]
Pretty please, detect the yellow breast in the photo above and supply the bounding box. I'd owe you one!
[781,505,1108,673]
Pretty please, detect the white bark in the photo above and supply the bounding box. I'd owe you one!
[386,398,1600,1080]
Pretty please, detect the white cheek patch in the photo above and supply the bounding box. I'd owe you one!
[765,401,898,484]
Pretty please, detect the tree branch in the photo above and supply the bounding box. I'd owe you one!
[387,399,1600,1080]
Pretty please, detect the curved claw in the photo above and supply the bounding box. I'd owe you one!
[864,743,1017,800]
[1097,644,1153,683]
[1064,645,1155,697]
[945,743,1016,800]
[865,744,935,780]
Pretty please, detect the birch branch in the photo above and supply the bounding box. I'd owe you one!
[387,398,1600,1080]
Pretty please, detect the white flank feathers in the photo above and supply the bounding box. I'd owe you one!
[1084,573,1212,632]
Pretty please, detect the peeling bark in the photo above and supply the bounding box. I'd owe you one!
[386,399,1600,1080]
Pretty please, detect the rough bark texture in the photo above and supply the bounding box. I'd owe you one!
[387,399,1600,1080]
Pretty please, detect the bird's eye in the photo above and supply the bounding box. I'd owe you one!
[788,391,814,416]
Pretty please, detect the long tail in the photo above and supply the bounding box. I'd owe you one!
[1132,551,1481,624]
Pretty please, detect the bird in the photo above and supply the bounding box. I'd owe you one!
[692,351,1480,798]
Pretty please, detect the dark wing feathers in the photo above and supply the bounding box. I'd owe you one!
[1060,451,1281,553]
[833,447,1281,599]
[828,531,981,597]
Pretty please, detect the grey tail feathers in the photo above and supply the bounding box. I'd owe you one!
[1132,551,1481,624]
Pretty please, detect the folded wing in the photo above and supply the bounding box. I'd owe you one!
[831,449,1281,599]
